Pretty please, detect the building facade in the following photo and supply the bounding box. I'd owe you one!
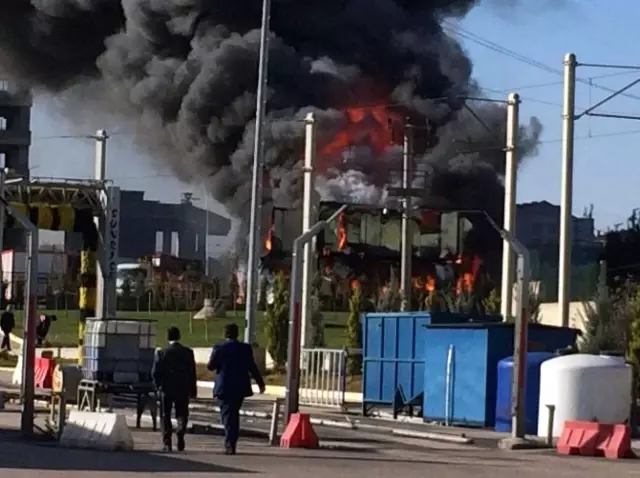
[0,77,31,176]
[0,77,32,250]
[65,190,231,267]
[515,201,595,248]
[515,201,599,301]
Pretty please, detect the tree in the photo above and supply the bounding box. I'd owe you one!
[483,288,501,315]
[264,273,289,372]
[309,287,325,347]
[347,282,363,375]
[579,282,629,354]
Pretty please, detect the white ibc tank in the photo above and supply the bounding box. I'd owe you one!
[537,354,632,437]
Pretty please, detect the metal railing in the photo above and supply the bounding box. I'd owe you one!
[299,348,347,409]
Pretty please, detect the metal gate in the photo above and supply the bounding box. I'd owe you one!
[300,348,347,409]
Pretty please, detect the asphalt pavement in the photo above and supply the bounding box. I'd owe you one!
[0,407,638,478]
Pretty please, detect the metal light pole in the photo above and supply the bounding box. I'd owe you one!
[400,123,413,311]
[244,0,272,345]
[300,113,316,348]
[481,210,530,441]
[94,130,108,319]
[511,243,530,439]
[500,93,520,321]
[284,205,347,423]
[0,168,5,253]
[558,53,577,328]
[0,198,39,436]
[204,191,210,277]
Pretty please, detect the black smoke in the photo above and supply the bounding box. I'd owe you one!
[0,0,542,224]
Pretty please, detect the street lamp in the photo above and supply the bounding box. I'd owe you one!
[244,0,272,344]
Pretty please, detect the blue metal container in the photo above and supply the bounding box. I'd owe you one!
[494,352,556,435]
[361,312,501,416]
[421,323,578,427]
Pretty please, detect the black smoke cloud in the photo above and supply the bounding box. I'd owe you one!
[0,0,541,223]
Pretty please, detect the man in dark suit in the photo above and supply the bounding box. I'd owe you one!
[152,326,197,452]
[207,323,265,454]
[0,305,15,351]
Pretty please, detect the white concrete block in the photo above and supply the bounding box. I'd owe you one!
[60,410,134,451]
[11,353,22,386]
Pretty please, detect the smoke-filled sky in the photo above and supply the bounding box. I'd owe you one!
[1,0,638,241]
[0,0,544,221]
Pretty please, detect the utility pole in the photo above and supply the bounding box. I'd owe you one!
[300,113,316,348]
[244,0,272,344]
[558,53,577,328]
[204,191,210,277]
[0,167,5,253]
[400,123,413,311]
[94,129,108,319]
[500,93,520,321]
[555,54,640,327]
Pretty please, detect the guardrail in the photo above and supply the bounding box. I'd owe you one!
[300,348,348,409]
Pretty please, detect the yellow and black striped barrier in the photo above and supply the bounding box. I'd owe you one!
[5,203,98,362]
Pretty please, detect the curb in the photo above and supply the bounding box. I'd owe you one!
[188,402,474,445]
[196,380,363,403]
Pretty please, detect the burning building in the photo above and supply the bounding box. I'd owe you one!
[0,0,542,277]
[261,200,501,309]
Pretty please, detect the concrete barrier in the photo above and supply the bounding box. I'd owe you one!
[60,410,134,451]
[11,354,22,385]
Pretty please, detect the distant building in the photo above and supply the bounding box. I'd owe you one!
[0,77,32,250]
[65,190,232,267]
[515,201,598,302]
[515,201,595,248]
[0,77,31,176]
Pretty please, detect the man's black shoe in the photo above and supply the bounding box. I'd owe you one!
[223,446,234,455]
[177,435,185,451]
[163,443,172,452]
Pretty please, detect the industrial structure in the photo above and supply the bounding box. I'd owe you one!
[0,76,32,250]
[65,189,231,266]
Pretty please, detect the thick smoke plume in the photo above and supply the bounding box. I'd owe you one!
[0,0,542,228]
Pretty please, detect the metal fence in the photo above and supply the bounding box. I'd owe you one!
[299,348,348,409]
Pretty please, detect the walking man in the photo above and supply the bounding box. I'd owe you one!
[152,326,197,452]
[0,305,15,351]
[207,323,265,454]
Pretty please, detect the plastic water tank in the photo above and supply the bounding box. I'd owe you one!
[537,354,632,437]
[494,352,556,435]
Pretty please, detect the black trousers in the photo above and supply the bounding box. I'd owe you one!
[219,397,244,449]
[1,331,11,350]
[160,392,189,445]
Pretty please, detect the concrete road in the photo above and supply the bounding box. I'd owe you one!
[0,410,638,478]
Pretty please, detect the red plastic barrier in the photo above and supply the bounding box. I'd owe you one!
[34,357,55,389]
[280,413,319,449]
[557,420,632,459]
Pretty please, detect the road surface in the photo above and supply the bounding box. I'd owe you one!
[0,408,638,478]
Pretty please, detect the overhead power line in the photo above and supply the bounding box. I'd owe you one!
[444,21,640,102]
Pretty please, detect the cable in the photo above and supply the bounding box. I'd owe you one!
[444,21,640,102]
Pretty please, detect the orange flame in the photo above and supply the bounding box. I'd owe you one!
[413,275,436,292]
[264,222,275,252]
[337,212,347,249]
[426,276,436,292]
[317,105,403,173]
[455,255,483,294]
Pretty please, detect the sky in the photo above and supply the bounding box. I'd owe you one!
[25,0,640,249]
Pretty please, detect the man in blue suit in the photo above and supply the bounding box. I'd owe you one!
[207,323,265,454]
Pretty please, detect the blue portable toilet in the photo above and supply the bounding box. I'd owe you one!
[494,352,556,435]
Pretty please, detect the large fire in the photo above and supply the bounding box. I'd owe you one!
[337,212,348,249]
[317,105,403,173]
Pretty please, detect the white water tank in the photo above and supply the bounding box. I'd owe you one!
[537,354,632,437]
